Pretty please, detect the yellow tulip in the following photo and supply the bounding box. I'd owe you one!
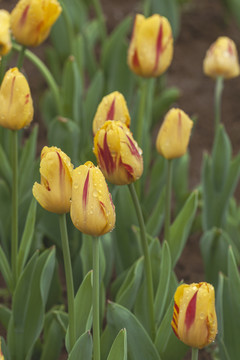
[0,339,4,360]
[70,161,116,236]
[171,282,218,349]
[0,10,12,56]
[11,0,62,47]
[0,67,34,130]
[156,108,193,160]
[94,120,143,185]
[127,14,173,77]
[32,146,73,214]
[203,36,240,79]
[92,91,131,136]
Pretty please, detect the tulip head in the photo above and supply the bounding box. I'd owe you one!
[70,161,116,236]
[94,120,143,185]
[171,282,217,349]
[156,108,193,160]
[0,67,34,130]
[203,37,240,79]
[32,146,73,214]
[92,91,131,136]
[0,10,12,56]
[127,14,173,78]
[11,0,62,47]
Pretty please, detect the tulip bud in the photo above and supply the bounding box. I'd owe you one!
[70,161,115,236]
[92,91,131,136]
[93,120,143,185]
[0,10,12,56]
[171,282,218,349]
[0,67,34,130]
[203,36,240,79]
[127,14,173,78]
[11,0,62,47]
[32,146,73,214]
[156,108,193,160]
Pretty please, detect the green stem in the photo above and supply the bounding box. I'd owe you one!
[136,79,147,147]
[11,130,18,288]
[164,159,173,242]
[92,236,100,360]
[92,0,107,43]
[12,43,62,114]
[16,45,26,70]
[143,0,151,16]
[128,183,155,340]
[59,214,76,352]
[214,76,224,134]
[191,348,199,360]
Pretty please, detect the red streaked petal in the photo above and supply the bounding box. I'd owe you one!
[106,98,116,120]
[20,5,30,26]
[133,49,140,67]
[185,290,198,331]
[98,133,115,174]
[126,134,141,159]
[83,170,90,208]
[9,76,16,111]
[174,303,180,314]
[153,22,163,72]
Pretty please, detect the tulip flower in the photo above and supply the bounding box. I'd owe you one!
[0,10,12,56]
[0,67,34,130]
[92,91,131,136]
[10,0,62,47]
[203,36,240,79]
[94,120,143,185]
[33,146,73,214]
[127,13,173,77]
[70,161,115,236]
[171,282,218,349]
[156,108,193,160]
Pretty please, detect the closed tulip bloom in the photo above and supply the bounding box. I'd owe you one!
[11,0,62,47]
[0,10,12,56]
[94,120,143,185]
[92,91,131,136]
[156,108,193,160]
[128,14,173,77]
[70,161,115,236]
[33,146,73,214]
[171,282,217,349]
[203,37,240,79]
[0,67,34,130]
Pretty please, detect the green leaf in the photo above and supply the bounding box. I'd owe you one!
[227,246,240,318]
[107,329,127,360]
[0,143,12,185]
[146,187,165,237]
[68,331,93,360]
[0,245,13,292]
[169,190,198,266]
[107,302,161,360]
[17,198,37,274]
[152,87,180,127]
[0,305,11,330]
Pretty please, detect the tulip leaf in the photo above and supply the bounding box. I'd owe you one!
[154,241,172,326]
[17,198,37,274]
[169,190,198,267]
[0,245,13,292]
[1,336,10,360]
[68,331,93,360]
[0,143,12,186]
[0,179,11,254]
[107,302,161,360]
[107,329,127,360]
[227,247,240,319]
[152,87,180,127]
[116,256,144,310]
[146,186,165,237]
[0,305,11,330]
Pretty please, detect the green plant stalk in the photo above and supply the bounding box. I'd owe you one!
[214,76,224,133]
[92,236,100,360]
[191,348,199,360]
[143,0,151,16]
[136,79,147,147]
[11,130,18,288]
[16,45,26,70]
[92,0,107,43]
[128,182,155,340]
[164,159,173,242]
[59,214,76,352]
[12,42,62,114]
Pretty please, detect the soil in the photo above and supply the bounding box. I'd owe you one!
[1,0,240,359]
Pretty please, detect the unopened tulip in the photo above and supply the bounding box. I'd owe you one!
[11,0,62,47]
[127,14,173,77]
[70,161,115,236]
[33,146,73,214]
[0,67,34,130]
[156,108,193,160]
[92,91,131,136]
[94,120,143,185]
[0,10,12,56]
[171,282,217,349]
[203,37,240,79]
